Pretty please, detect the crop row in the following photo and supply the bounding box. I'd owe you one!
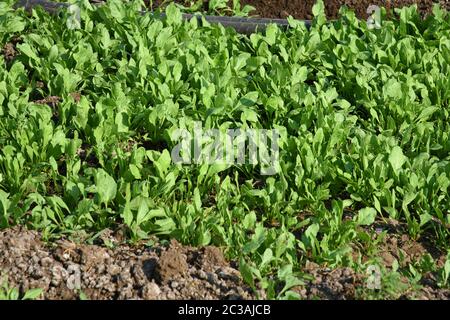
[1,0,450,298]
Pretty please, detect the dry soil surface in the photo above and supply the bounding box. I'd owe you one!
[239,0,450,19]
[148,0,450,19]
[1,226,449,299]
[0,226,254,300]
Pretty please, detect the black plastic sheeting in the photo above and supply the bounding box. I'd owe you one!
[14,0,312,34]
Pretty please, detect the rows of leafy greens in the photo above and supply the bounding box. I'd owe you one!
[1,0,450,298]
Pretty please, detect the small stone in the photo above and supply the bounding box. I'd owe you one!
[108,264,121,275]
[197,270,208,280]
[142,282,161,300]
[166,291,176,300]
[40,257,53,267]
[206,272,219,285]
[342,268,353,278]
[333,282,343,292]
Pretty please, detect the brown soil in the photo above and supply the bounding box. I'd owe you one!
[293,230,450,300]
[240,0,449,19]
[294,263,365,299]
[146,0,450,19]
[1,227,449,299]
[365,219,448,269]
[34,95,61,108]
[0,227,254,300]
[2,43,17,63]
[355,219,450,299]
[2,36,21,63]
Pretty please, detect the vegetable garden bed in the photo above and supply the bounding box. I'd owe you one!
[1,0,450,300]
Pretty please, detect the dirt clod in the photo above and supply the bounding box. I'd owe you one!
[142,282,161,299]
[201,246,227,269]
[3,43,17,63]
[154,244,189,284]
[34,95,61,108]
